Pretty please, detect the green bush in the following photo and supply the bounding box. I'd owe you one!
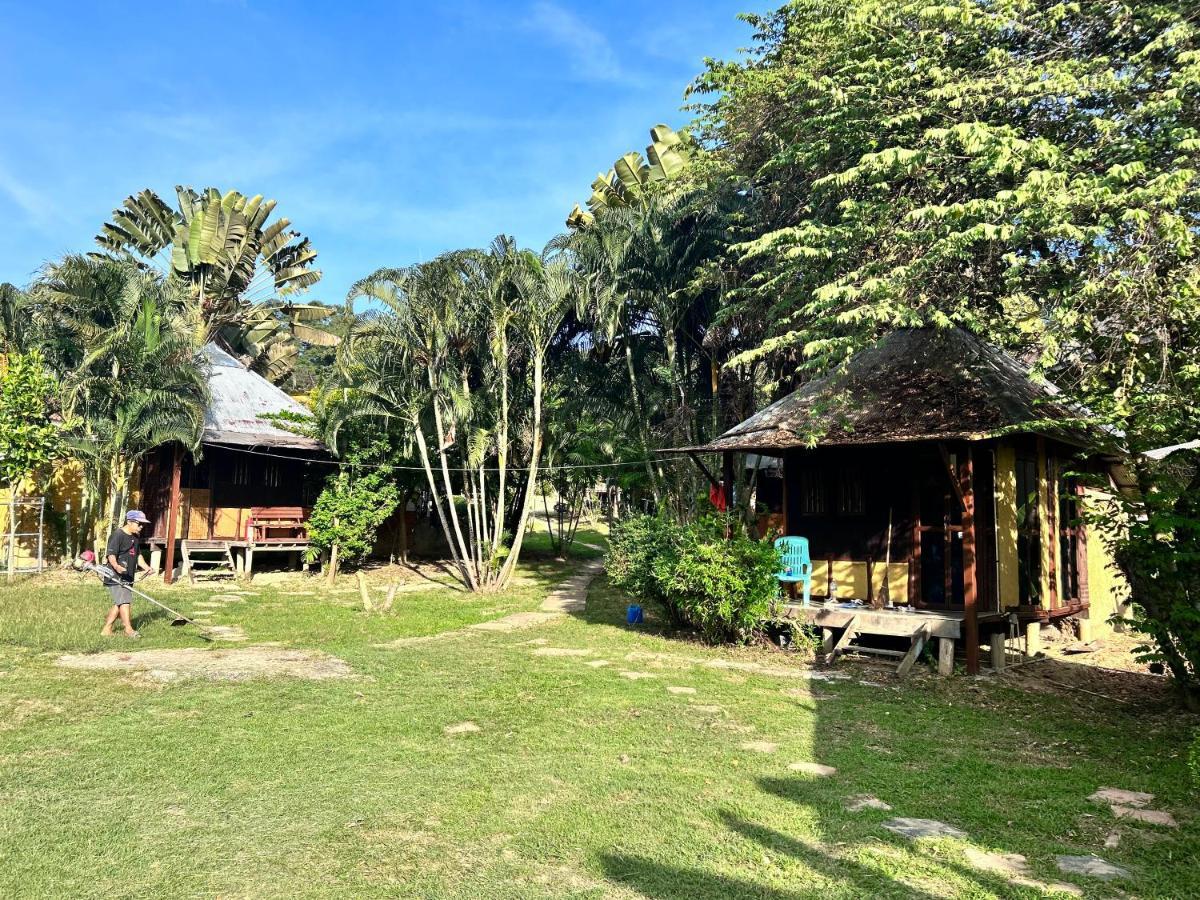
[607,515,781,642]
[606,515,683,619]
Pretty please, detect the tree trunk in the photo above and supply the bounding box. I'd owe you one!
[412,422,476,590]
[397,489,411,565]
[430,392,478,590]
[491,333,509,560]
[623,333,661,505]
[327,516,340,585]
[499,355,545,587]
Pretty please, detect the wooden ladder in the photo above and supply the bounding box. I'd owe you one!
[828,617,932,678]
[180,541,235,583]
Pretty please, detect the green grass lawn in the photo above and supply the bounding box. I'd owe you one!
[1,555,1197,898]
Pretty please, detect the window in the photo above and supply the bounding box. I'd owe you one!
[1058,477,1080,603]
[232,458,251,486]
[796,465,865,516]
[837,468,865,516]
[798,468,826,515]
[1015,455,1042,606]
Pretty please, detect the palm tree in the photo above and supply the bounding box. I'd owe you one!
[0,282,40,353]
[94,186,337,381]
[338,238,573,591]
[556,208,665,504]
[42,256,208,546]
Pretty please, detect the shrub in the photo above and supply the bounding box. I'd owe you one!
[607,515,781,642]
[607,515,682,617]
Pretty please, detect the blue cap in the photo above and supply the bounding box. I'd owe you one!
[126,510,150,524]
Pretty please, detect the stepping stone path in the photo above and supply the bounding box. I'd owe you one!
[1089,787,1153,807]
[1104,831,1121,849]
[1057,855,1130,881]
[963,848,1082,897]
[1089,786,1177,827]
[444,721,481,735]
[845,795,891,812]
[538,560,603,614]
[740,740,779,753]
[788,761,836,777]
[618,671,656,680]
[1111,806,1177,827]
[585,659,611,668]
[666,686,696,695]
[883,818,968,840]
[205,625,247,642]
[471,611,559,632]
[532,647,593,657]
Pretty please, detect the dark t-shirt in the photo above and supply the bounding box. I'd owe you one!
[105,528,140,584]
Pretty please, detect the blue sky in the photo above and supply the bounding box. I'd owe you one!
[0,0,757,306]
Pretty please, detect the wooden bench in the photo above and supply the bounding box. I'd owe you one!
[249,506,309,543]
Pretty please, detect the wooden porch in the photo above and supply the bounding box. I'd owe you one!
[781,602,1020,676]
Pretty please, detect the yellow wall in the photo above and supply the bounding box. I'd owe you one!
[809,559,907,602]
[995,444,1019,608]
[1081,486,1130,631]
[0,459,86,567]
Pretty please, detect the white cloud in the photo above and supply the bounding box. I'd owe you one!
[526,2,628,83]
[0,161,61,230]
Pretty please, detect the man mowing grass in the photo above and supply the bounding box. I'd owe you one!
[100,510,153,638]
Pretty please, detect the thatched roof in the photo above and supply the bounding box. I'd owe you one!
[677,327,1109,453]
[201,344,327,452]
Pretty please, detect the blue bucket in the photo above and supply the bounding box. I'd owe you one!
[626,604,644,625]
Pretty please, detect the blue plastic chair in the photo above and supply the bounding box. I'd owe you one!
[774,536,812,606]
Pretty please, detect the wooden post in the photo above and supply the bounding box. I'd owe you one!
[961,448,980,675]
[821,628,835,655]
[1075,481,1090,607]
[937,638,955,676]
[163,446,183,585]
[721,451,735,518]
[1046,452,1059,609]
[990,636,1006,672]
[896,624,930,677]
[910,481,921,606]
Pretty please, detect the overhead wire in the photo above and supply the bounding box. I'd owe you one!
[212,440,703,475]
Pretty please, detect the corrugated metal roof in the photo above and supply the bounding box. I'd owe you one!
[669,327,1113,454]
[201,344,327,452]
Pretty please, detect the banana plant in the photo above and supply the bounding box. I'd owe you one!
[567,124,694,228]
[94,185,334,382]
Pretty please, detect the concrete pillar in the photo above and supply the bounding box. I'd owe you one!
[990,638,1006,672]
[1077,613,1093,643]
[821,628,835,655]
[1025,621,1042,657]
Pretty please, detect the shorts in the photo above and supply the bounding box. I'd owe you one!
[107,583,133,606]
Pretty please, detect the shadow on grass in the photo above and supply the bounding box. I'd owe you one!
[599,852,805,900]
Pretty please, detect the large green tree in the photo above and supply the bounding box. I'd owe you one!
[694,0,1200,695]
[45,256,208,546]
[340,238,572,591]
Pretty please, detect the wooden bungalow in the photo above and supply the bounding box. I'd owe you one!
[135,344,331,582]
[672,327,1130,675]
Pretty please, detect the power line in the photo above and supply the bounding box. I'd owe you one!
[214,441,694,475]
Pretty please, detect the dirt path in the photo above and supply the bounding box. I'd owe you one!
[380,558,604,647]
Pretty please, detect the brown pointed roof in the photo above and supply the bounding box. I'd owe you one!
[676,327,1111,453]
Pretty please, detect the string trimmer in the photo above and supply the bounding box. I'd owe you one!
[74,550,213,641]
